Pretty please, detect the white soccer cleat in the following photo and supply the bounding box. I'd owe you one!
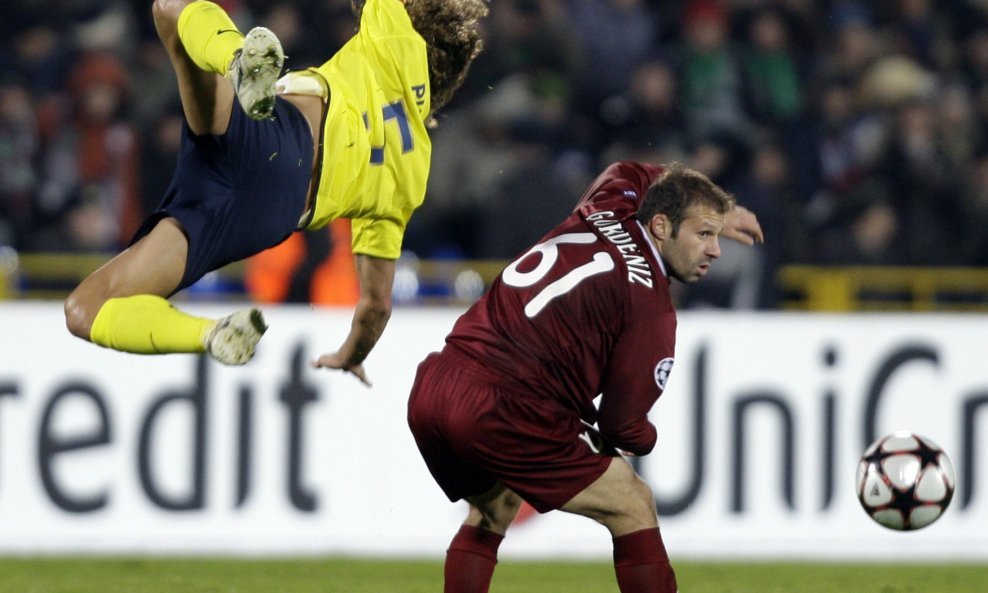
[205,308,268,365]
[228,27,284,120]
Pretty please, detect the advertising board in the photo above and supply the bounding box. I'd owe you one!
[0,304,984,560]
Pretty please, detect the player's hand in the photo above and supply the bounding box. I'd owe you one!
[722,205,764,245]
[579,422,623,457]
[310,352,372,387]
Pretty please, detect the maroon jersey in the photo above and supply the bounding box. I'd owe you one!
[443,161,676,455]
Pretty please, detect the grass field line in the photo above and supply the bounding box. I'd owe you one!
[0,557,986,593]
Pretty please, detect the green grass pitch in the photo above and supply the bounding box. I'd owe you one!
[0,557,985,593]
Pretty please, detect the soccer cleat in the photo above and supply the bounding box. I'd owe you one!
[204,308,268,365]
[228,26,284,120]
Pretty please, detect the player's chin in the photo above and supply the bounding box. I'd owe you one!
[670,264,704,283]
[689,264,711,282]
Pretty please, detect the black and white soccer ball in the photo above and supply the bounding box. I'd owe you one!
[856,431,955,531]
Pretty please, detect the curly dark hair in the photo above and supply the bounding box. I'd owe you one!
[353,0,488,124]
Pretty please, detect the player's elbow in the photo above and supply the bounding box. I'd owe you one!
[152,0,192,25]
[359,292,392,325]
[64,296,89,340]
[600,421,657,457]
[355,254,396,317]
[64,287,101,340]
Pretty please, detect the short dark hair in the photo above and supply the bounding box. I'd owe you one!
[636,162,735,236]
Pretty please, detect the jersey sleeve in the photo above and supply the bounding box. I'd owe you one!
[360,0,417,38]
[359,0,431,120]
[350,216,404,259]
[575,161,664,216]
[595,292,676,456]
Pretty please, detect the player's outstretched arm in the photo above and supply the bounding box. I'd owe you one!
[721,205,764,245]
[310,254,395,386]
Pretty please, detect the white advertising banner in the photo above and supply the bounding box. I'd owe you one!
[0,303,985,560]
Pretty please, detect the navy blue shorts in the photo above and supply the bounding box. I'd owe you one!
[133,99,313,292]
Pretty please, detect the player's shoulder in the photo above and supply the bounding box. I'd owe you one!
[572,212,673,308]
[360,0,419,39]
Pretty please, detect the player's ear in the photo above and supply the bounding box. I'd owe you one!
[650,213,671,240]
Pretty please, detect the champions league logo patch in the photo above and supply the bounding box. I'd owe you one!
[654,357,674,390]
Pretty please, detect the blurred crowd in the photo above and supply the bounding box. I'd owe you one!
[4,0,988,308]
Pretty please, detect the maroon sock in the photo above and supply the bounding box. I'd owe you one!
[444,524,505,593]
[612,527,678,593]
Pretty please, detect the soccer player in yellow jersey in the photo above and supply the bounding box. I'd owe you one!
[63,0,487,384]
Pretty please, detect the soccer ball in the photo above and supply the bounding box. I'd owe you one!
[856,431,955,531]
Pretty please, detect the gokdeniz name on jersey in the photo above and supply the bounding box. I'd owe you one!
[585,211,653,288]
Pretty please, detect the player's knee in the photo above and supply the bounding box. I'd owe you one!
[626,475,659,521]
[614,475,658,528]
[594,474,657,532]
[152,0,192,27]
[470,490,524,533]
[64,290,99,341]
[493,490,524,527]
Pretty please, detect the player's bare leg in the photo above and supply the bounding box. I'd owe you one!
[65,217,189,338]
[154,0,283,126]
[561,457,677,593]
[64,218,266,365]
[152,0,235,135]
[463,482,525,535]
[440,483,521,593]
[560,456,657,536]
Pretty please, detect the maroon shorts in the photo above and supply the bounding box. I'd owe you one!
[407,350,614,513]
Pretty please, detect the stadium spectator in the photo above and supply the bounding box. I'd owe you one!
[461,0,577,106]
[129,32,181,130]
[7,0,988,308]
[884,0,952,71]
[0,78,39,248]
[816,1,882,83]
[568,0,658,119]
[599,58,688,159]
[5,15,72,99]
[62,0,487,380]
[475,132,590,259]
[407,161,763,593]
[963,26,988,90]
[34,50,142,252]
[244,220,360,306]
[740,6,804,127]
[959,148,988,264]
[742,138,806,301]
[138,103,184,218]
[938,81,981,167]
[874,96,967,265]
[799,74,885,239]
[676,0,750,142]
[814,178,902,266]
[414,68,576,259]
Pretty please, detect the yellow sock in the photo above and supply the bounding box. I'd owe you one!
[90,295,213,355]
[177,0,244,75]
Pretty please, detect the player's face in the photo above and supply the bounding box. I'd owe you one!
[654,204,725,283]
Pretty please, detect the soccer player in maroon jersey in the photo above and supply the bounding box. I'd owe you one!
[407,161,763,593]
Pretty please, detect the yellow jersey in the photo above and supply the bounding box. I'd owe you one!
[282,0,431,260]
